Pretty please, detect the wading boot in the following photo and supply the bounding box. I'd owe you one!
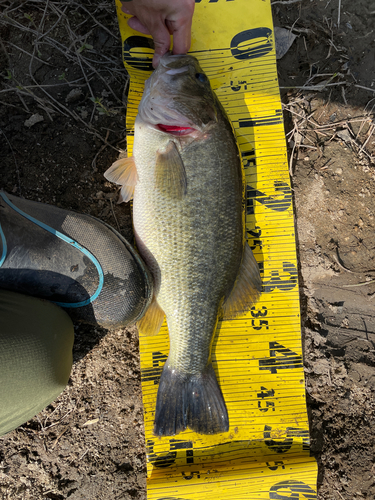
[0,191,153,328]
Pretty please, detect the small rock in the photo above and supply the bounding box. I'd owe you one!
[274,27,297,59]
[336,129,352,143]
[66,87,83,103]
[105,192,117,200]
[24,113,44,128]
[313,358,330,375]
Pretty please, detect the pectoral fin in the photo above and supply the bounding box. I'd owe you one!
[104,156,138,203]
[156,141,187,199]
[222,243,262,320]
[137,295,165,336]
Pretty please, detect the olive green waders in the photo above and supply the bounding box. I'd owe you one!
[0,290,74,436]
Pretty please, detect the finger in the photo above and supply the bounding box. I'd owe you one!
[148,25,172,68]
[127,16,151,35]
[152,37,170,68]
[121,2,132,15]
[166,19,192,55]
[127,16,168,67]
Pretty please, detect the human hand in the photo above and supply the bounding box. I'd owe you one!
[121,0,195,68]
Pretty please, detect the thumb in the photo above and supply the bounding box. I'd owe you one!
[148,26,172,68]
[127,16,171,68]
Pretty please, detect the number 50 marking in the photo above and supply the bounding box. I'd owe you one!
[269,480,317,499]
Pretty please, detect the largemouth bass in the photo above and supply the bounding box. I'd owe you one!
[105,54,261,437]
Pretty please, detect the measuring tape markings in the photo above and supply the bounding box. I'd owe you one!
[148,469,317,500]
[147,462,317,497]
[146,439,312,472]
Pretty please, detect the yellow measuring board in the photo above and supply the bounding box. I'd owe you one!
[116,0,318,498]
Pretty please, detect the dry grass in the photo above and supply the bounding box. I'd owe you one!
[279,15,375,174]
[0,0,129,162]
[285,94,375,174]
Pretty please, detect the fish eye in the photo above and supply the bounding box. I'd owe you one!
[195,73,208,83]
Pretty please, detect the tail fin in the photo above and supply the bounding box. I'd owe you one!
[153,363,229,437]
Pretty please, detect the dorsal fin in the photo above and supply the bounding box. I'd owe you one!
[104,156,138,203]
[222,243,262,320]
[155,141,187,199]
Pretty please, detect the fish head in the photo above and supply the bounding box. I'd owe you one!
[138,54,217,136]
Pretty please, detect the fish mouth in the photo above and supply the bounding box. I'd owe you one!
[159,53,191,67]
[165,66,189,76]
[159,53,199,74]
[157,124,196,136]
[159,55,190,75]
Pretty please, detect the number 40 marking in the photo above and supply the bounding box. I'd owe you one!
[259,342,303,374]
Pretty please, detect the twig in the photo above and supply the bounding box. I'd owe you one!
[43,402,63,428]
[0,76,91,93]
[79,448,89,460]
[110,198,122,233]
[280,82,346,91]
[333,254,355,274]
[341,86,347,105]
[359,124,375,154]
[354,84,375,94]
[43,408,75,430]
[91,130,111,171]
[17,92,32,113]
[337,0,341,27]
[336,489,345,500]
[70,2,118,40]
[51,427,68,449]
[271,0,302,4]
[38,2,69,42]
[35,0,50,55]
[0,99,29,113]
[343,279,375,288]
[0,128,22,195]
[289,138,297,176]
[285,25,314,35]
[4,41,53,66]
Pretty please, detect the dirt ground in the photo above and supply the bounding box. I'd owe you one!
[0,0,375,499]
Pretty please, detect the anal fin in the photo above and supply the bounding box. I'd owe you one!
[222,242,262,320]
[137,295,165,336]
